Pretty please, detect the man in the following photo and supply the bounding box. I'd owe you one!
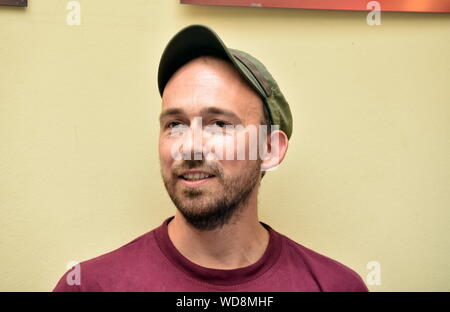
[53,25,368,292]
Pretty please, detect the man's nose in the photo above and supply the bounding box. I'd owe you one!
[180,117,203,161]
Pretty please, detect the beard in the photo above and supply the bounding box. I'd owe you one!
[162,159,261,231]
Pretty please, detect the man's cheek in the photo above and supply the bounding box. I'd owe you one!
[159,143,175,175]
[165,137,184,161]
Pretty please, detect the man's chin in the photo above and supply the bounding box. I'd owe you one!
[177,208,232,231]
[176,182,220,199]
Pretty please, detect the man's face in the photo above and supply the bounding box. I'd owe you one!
[159,56,267,231]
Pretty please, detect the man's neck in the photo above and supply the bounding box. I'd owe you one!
[167,201,269,270]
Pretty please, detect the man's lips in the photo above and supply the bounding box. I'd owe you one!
[177,170,217,187]
[179,176,216,187]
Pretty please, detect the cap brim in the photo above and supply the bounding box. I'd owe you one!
[158,25,266,100]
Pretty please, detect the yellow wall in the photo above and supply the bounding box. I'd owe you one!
[1,0,449,292]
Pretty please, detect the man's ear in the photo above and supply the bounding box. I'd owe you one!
[260,130,289,172]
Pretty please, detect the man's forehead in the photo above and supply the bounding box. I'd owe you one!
[163,57,243,93]
[160,96,262,123]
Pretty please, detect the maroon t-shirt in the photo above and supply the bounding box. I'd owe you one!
[53,216,368,292]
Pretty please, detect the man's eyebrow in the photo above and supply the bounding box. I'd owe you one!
[199,107,242,123]
[159,108,186,123]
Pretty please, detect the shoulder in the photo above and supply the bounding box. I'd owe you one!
[53,229,157,292]
[279,233,368,292]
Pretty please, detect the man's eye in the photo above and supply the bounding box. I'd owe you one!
[211,120,229,128]
[167,121,182,128]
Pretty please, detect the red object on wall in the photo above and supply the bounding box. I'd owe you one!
[181,0,450,13]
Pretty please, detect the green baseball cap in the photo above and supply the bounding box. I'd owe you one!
[157,24,293,139]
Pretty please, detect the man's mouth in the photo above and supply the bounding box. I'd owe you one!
[177,170,217,186]
[180,172,215,181]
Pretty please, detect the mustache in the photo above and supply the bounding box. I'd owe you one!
[172,159,223,177]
